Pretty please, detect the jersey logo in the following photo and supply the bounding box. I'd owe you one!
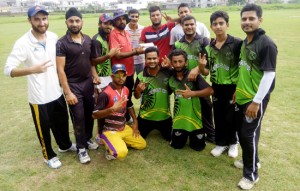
[113,96,118,103]
[175,131,182,136]
[248,50,257,61]
[196,133,204,140]
[226,52,234,60]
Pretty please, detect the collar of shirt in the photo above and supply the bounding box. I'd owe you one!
[179,33,202,43]
[28,29,48,44]
[125,23,143,31]
[66,30,85,43]
[142,65,164,77]
[244,28,265,44]
[210,34,235,47]
[173,68,189,80]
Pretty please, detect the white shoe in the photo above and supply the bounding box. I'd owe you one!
[211,146,228,157]
[78,148,91,164]
[58,143,77,153]
[44,157,62,169]
[228,144,238,158]
[105,150,116,161]
[238,177,259,190]
[234,160,261,169]
[87,140,99,150]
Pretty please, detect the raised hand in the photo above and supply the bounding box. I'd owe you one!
[111,96,128,112]
[136,81,147,94]
[33,60,53,74]
[162,12,172,22]
[198,53,207,71]
[161,55,171,68]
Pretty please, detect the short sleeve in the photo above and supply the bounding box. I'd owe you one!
[260,42,277,72]
[109,31,119,49]
[94,92,109,111]
[133,76,141,92]
[91,39,103,59]
[167,22,175,30]
[56,40,66,57]
[170,27,176,45]
[140,28,146,42]
[196,74,210,90]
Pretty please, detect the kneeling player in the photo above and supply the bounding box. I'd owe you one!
[168,49,214,151]
[92,64,146,160]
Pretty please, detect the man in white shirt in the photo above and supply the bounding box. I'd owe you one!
[125,9,145,75]
[170,3,210,46]
[4,5,76,169]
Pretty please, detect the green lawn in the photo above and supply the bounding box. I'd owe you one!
[0,7,300,191]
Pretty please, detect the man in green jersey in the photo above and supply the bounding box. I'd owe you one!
[168,49,213,150]
[234,4,277,190]
[174,15,215,143]
[91,13,121,89]
[91,13,122,144]
[134,47,173,141]
[203,11,242,158]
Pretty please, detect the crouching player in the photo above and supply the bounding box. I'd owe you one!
[92,64,146,160]
[168,49,214,151]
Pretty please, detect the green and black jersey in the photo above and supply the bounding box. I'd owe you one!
[168,69,210,132]
[91,33,112,76]
[134,67,172,121]
[236,29,277,105]
[174,33,210,70]
[206,35,242,85]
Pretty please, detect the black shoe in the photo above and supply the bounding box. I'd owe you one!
[206,135,216,144]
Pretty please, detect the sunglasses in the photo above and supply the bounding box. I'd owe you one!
[113,73,127,78]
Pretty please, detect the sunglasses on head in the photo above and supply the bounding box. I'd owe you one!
[113,73,127,78]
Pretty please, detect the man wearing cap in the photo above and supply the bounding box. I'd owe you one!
[125,9,145,75]
[91,13,121,145]
[4,5,76,169]
[92,64,146,161]
[91,13,121,89]
[109,9,144,122]
[56,7,99,164]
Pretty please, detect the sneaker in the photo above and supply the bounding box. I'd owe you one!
[58,143,77,153]
[78,148,91,164]
[228,144,238,158]
[211,146,228,157]
[105,150,116,161]
[234,160,261,169]
[44,157,62,169]
[238,177,259,190]
[87,140,99,150]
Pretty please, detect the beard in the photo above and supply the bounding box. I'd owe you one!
[68,26,82,34]
[184,31,195,38]
[174,67,186,73]
[152,21,161,27]
[115,23,126,30]
[31,24,48,35]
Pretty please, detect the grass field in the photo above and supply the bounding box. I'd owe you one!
[0,6,300,191]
